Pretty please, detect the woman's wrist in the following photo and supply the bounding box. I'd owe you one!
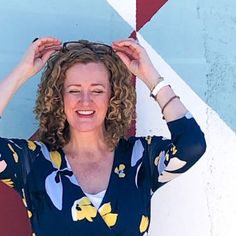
[154,86,188,121]
[143,71,163,91]
[9,65,32,86]
[150,79,170,99]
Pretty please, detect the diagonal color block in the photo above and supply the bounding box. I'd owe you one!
[136,0,168,31]
[136,32,236,236]
[106,0,136,29]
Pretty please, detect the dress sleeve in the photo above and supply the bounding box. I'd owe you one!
[145,114,206,193]
[0,137,41,193]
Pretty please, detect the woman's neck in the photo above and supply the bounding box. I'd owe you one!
[63,129,111,161]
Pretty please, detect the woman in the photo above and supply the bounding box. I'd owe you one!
[0,37,206,236]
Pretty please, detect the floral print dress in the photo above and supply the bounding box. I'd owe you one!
[0,115,206,236]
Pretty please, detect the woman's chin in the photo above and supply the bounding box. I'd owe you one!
[71,124,104,134]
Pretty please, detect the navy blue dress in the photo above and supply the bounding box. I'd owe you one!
[0,115,206,236]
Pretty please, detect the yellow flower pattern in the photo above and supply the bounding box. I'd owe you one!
[154,150,165,167]
[8,143,18,163]
[154,144,178,168]
[71,197,97,222]
[22,188,32,218]
[154,144,187,183]
[50,151,62,169]
[139,215,149,233]
[22,197,32,218]
[165,152,170,162]
[99,202,118,227]
[170,145,177,155]
[1,178,14,188]
[114,164,126,178]
[28,141,37,151]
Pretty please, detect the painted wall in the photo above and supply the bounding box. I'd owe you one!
[0,0,235,235]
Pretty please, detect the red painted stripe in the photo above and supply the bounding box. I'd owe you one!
[127,31,137,137]
[129,30,137,40]
[136,0,168,31]
[0,181,32,236]
[127,74,137,137]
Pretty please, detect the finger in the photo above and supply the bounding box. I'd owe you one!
[33,37,61,44]
[113,45,133,54]
[33,48,58,72]
[32,37,61,51]
[112,45,139,60]
[34,41,61,58]
[41,49,58,63]
[38,44,62,53]
[112,39,140,49]
[115,51,131,68]
[112,40,141,51]
[112,41,143,59]
[113,38,137,44]
[35,45,61,59]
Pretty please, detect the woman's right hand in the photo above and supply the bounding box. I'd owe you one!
[15,37,61,81]
[0,37,61,116]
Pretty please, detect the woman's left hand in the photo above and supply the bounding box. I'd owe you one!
[112,38,161,89]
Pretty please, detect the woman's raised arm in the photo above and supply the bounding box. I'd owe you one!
[112,38,188,122]
[0,37,61,117]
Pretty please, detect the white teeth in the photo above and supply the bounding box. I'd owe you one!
[77,110,94,115]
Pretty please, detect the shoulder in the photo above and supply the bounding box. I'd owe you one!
[0,137,31,151]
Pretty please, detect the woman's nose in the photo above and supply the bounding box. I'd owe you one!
[79,92,92,104]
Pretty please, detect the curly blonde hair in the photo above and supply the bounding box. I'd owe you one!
[34,40,136,151]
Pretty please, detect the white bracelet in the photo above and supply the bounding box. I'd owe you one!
[150,80,170,99]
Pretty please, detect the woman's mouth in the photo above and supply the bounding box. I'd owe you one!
[76,110,95,117]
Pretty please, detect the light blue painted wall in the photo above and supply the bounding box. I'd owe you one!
[0,0,132,138]
[141,0,236,132]
[1,1,236,235]
[1,0,235,138]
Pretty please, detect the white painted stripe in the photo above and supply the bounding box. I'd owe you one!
[106,0,136,29]
[136,33,236,236]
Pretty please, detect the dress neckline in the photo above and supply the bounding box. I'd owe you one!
[60,140,121,209]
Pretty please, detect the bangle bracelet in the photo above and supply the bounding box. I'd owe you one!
[161,95,180,114]
[150,79,170,99]
[150,77,164,91]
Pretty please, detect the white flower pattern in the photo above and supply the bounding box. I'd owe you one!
[39,143,79,210]
[131,140,144,167]
[154,145,187,183]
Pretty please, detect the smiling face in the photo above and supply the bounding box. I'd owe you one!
[63,62,111,135]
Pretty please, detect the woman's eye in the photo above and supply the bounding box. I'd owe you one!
[69,90,80,94]
[92,90,104,94]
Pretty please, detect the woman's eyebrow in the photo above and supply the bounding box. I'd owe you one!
[65,83,106,88]
[65,84,81,88]
[90,83,106,88]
